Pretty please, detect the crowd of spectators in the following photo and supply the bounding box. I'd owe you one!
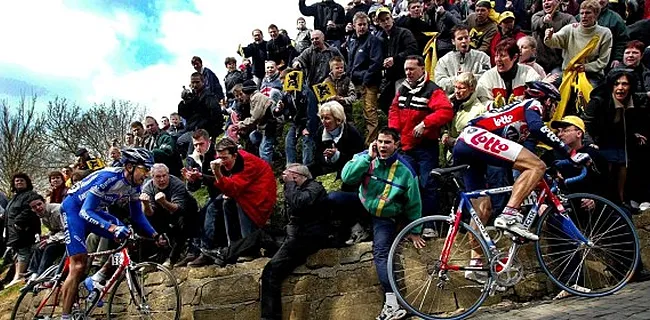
[1,0,650,319]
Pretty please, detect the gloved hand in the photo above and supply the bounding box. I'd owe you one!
[570,152,591,165]
[113,226,131,240]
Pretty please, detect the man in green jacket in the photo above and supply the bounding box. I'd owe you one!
[143,116,182,177]
[338,127,425,320]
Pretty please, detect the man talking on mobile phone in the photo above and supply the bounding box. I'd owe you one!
[337,127,425,320]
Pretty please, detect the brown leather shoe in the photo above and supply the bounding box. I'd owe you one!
[173,254,197,268]
[187,254,214,268]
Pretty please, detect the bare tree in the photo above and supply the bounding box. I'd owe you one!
[0,95,48,193]
[77,100,147,159]
[40,97,84,168]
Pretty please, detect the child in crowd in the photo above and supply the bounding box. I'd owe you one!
[323,56,357,125]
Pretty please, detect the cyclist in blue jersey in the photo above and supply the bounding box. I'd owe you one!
[60,148,165,320]
[453,81,591,242]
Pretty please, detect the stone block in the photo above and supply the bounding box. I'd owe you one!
[339,242,373,264]
[199,273,260,305]
[306,248,340,268]
[193,302,258,320]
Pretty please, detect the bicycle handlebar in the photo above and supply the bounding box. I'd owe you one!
[553,159,588,186]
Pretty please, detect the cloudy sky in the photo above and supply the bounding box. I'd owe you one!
[0,0,350,118]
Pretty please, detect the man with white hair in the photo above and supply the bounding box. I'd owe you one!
[140,163,198,267]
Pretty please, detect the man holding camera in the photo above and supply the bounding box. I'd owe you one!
[177,72,224,158]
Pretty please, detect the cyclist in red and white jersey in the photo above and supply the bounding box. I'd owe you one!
[453,81,591,240]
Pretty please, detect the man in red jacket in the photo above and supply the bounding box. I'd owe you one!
[388,55,453,235]
[209,138,277,239]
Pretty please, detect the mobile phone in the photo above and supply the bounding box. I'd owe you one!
[322,139,334,148]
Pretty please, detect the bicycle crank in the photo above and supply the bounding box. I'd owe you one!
[489,252,524,287]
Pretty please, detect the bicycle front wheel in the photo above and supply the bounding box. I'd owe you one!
[536,193,639,297]
[388,215,493,320]
[106,262,181,320]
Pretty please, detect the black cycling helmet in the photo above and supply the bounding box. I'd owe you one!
[525,81,561,102]
[120,148,154,169]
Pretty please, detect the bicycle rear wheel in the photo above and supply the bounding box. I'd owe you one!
[388,215,493,320]
[106,261,181,320]
[536,193,639,297]
[11,279,63,320]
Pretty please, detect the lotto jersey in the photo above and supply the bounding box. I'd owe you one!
[468,99,544,143]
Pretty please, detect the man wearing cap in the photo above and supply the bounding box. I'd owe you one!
[543,116,608,195]
[489,11,526,65]
[375,6,419,113]
[465,0,498,55]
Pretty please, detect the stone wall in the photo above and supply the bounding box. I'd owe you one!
[1,210,649,320]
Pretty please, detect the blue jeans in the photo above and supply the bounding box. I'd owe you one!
[224,200,257,245]
[249,130,276,165]
[28,242,65,275]
[195,196,240,252]
[402,141,440,216]
[285,124,315,166]
[372,216,397,293]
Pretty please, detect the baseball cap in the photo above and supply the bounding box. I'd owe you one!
[375,6,392,17]
[498,11,515,23]
[475,0,492,9]
[550,116,585,132]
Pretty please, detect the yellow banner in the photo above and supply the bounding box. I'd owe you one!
[283,71,303,92]
[422,32,439,79]
[312,81,336,103]
[553,35,599,121]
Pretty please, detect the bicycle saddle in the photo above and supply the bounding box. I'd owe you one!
[430,165,470,177]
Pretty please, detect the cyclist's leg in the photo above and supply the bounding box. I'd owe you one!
[453,137,491,261]
[61,208,89,315]
[84,223,119,286]
[456,127,540,240]
[507,148,546,210]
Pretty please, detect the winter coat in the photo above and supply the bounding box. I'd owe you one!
[378,26,419,81]
[213,150,277,227]
[284,179,329,227]
[299,0,347,33]
[5,190,40,248]
[347,32,384,87]
[177,88,224,138]
[311,122,365,178]
[293,43,343,85]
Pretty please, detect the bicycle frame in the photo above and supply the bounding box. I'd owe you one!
[30,238,137,318]
[439,174,591,275]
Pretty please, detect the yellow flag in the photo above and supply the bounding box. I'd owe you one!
[312,81,336,103]
[553,35,599,121]
[283,71,303,92]
[422,32,439,79]
[237,44,245,57]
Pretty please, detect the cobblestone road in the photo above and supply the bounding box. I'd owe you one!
[470,281,650,319]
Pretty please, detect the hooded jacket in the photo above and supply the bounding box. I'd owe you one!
[5,190,40,248]
[299,0,347,33]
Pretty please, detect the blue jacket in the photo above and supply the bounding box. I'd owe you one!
[347,32,384,87]
[202,67,225,102]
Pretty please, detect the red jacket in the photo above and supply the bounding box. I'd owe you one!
[489,31,527,65]
[388,78,453,151]
[214,150,277,227]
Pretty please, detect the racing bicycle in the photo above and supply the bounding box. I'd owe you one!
[11,227,181,320]
[387,161,640,319]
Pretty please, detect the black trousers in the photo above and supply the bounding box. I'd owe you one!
[260,224,329,320]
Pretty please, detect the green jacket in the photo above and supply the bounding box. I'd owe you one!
[143,130,182,175]
[578,8,629,63]
[341,151,422,225]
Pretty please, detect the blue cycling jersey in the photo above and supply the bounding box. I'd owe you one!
[62,167,156,251]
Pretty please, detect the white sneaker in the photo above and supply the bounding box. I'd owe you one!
[27,273,39,283]
[345,223,370,245]
[494,214,539,241]
[162,259,172,269]
[376,304,407,320]
[639,202,650,211]
[422,228,438,239]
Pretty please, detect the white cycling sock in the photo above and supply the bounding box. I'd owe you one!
[385,292,398,308]
[92,270,106,283]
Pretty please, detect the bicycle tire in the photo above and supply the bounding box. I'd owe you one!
[535,193,640,297]
[106,261,181,320]
[388,215,493,320]
[11,278,62,320]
